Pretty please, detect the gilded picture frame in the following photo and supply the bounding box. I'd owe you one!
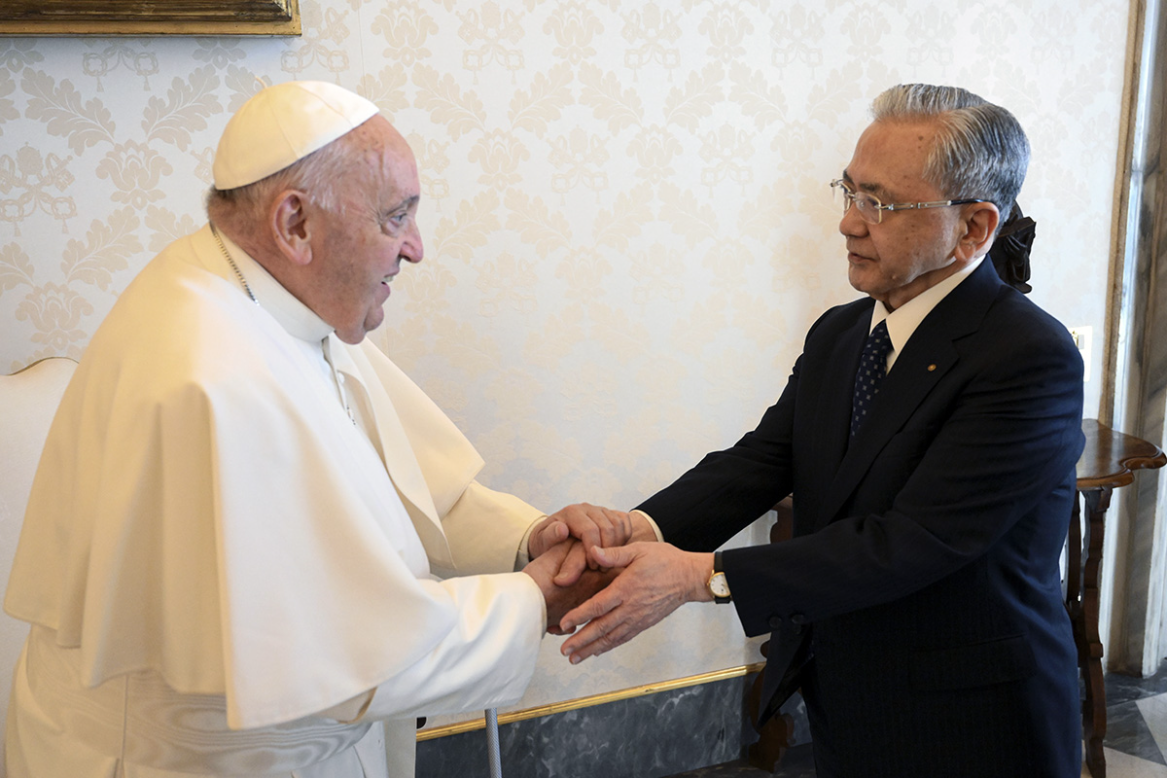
[0,0,301,36]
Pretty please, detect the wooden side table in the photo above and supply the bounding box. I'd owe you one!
[1068,419,1166,778]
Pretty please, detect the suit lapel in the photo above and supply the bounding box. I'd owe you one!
[815,261,1001,525]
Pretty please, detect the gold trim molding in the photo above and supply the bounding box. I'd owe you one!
[0,0,300,36]
[417,663,765,742]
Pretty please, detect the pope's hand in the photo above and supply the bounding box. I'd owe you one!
[527,503,655,586]
[558,543,714,662]
[522,540,617,633]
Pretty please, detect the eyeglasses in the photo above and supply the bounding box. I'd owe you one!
[830,179,986,225]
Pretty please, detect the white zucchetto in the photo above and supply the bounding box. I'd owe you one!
[212,80,380,190]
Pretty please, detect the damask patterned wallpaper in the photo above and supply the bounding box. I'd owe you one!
[0,0,1129,714]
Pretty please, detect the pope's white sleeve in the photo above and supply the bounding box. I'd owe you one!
[436,481,545,576]
[352,571,545,722]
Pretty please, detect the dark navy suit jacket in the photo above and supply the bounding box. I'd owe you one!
[639,260,1084,777]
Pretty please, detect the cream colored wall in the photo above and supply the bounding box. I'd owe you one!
[0,0,1128,719]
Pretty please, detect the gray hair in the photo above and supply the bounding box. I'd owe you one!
[870,84,1030,221]
[205,133,354,225]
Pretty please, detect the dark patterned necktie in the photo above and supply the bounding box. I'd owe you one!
[850,320,892,437]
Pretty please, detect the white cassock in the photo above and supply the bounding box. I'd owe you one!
[3,225,546,777]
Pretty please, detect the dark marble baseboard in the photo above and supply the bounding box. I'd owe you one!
[417,672,810,778]
[665,743,817,778]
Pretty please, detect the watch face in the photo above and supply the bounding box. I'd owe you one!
[710,572,731,598]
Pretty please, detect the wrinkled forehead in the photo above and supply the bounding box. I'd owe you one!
[342,117,420,201]
[843,119,940,197]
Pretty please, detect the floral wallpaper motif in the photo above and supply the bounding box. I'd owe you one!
[0,0,1128,716]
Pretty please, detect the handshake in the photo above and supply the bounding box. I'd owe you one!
[520,503,719,664]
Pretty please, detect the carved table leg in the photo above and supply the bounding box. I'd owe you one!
[1076,487,1112,778]
[743,501,798,772]
[746,644,794,772]
[748,709,794,772]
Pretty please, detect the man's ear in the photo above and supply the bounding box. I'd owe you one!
[954,202,1000,262]
[270,190,313,267]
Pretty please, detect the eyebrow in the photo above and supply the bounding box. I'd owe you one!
[394,195,420,211]
[841,169,886,197]
[375,195,419,223]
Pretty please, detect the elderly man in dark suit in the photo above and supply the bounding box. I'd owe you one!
[553,84,1084,777]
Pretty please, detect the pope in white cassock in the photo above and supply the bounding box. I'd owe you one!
[3,81,630,778]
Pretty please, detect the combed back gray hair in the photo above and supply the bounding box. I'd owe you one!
[871,84,1029,220]
[205,134,352,224]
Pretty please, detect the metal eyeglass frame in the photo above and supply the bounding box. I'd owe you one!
[830,179,987,224]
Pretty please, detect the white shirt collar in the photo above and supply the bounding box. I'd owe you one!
[214,227,334,344]
[869,256,984,371]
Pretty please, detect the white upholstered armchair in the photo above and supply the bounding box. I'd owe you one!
[0,357,77,774]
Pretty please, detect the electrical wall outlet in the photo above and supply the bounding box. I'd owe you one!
[1068,326,1092,383]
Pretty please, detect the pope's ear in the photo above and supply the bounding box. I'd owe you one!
[955,202,1000,262]
[270,190,313,267]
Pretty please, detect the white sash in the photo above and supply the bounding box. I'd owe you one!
[13,626,380,777]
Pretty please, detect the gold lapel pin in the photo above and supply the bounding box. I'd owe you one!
[927,364,937,372]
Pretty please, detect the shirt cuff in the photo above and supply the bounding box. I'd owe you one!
[514,514,547,570]
[630,509,665,542]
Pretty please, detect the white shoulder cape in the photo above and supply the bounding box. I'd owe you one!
[5,227,543,730]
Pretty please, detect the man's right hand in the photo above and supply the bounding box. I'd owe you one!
[558,543,712,661]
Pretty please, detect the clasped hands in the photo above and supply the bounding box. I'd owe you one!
[521,504,716,665]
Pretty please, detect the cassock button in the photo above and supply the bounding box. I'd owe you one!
[768,616,783,630]
[790,614,808,634]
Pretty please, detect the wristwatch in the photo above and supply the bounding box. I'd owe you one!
[707,551,732,604]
